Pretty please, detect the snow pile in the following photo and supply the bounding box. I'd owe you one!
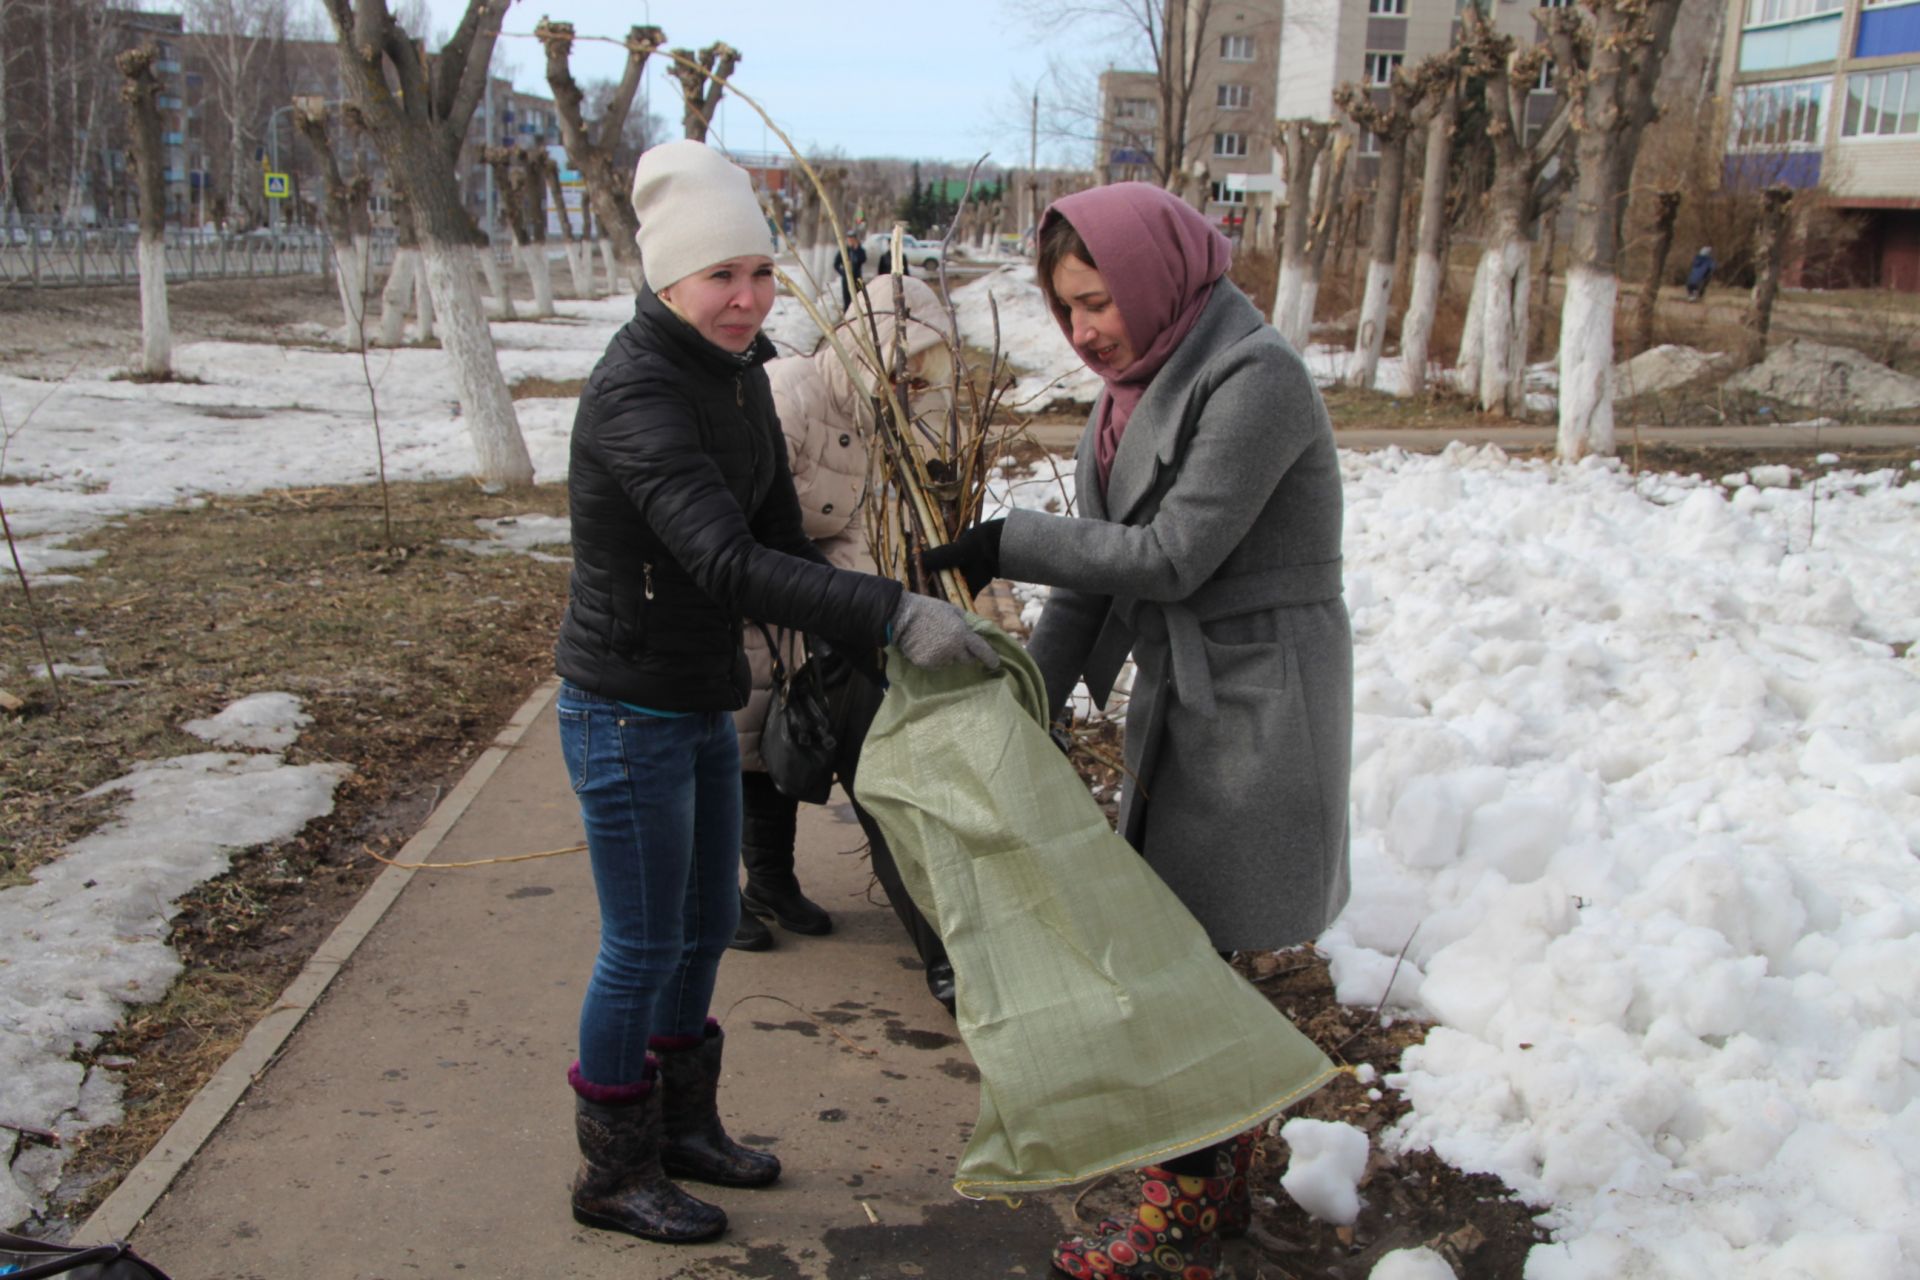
[1002,445,1920,1277]
[1614,344,1732,398]
[1726,339,1920,414]
[1371,1248,1458,1280]
[951,263,1101,411]
[1,695,350,1226]
[180,690,311,750]
[1280,1118,1370,1225]
[444,513,571,563]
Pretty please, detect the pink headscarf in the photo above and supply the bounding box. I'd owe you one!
[1041,183,1231,495]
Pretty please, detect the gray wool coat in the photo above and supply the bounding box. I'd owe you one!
[1002,281,1352,951]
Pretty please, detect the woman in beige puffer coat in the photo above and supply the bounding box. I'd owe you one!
[730,275,958,1005]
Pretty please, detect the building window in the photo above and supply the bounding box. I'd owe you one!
[1213,131,1248,157]
[1116,97,1155,121]
[1732,78,1829,147]
[1534,59,1555,93]
[1358,130,1380,155]
[1220,34,1255,61]
[1209,181,1247,204]
[1842,67,1920,136]
[1217,83,1252,109]
[1745,0,1841,25]
[1540,0,1576,6]
[1364,52,1405,86]
[1368,0,1406,12]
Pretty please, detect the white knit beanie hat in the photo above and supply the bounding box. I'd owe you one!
[630,140,776,293]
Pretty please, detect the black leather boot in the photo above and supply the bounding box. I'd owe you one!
[729,893,773,951]
[739,771,832,935]
[655,1027,781,1188]
[569,1089,726,1242]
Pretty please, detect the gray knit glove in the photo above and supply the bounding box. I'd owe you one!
[890,593,1000,670]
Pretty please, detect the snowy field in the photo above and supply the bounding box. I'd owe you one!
[5,273,1920,1276]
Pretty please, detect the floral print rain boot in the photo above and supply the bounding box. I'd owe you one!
[1052,1162,1226,1279]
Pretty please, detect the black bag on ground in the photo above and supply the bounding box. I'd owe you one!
[0,1232,174,1280]
[754,623,837,804]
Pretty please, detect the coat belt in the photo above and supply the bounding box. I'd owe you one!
[1085,558,1343,718]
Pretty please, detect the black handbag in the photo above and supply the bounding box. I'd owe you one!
[0,1232,174,1279]
[754,623,838,804]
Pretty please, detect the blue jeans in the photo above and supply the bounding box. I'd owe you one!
[556,683,743,1086]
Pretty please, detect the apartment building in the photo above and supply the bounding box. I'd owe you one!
[1093,0,1284,230]
[1719,0,1920,288]
[1269,2,1720,191]
[1274,0,1558,185]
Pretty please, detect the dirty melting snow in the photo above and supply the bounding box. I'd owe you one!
[0,695,349,1226]
[999,444,1920,1279]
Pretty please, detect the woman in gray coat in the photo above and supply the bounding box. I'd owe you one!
[924,182,1351,1280]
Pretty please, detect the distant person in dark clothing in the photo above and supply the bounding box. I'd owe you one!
[1686,246,1716,302]
[830,229,866,309]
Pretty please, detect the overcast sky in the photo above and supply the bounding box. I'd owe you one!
[415,0,1104,167]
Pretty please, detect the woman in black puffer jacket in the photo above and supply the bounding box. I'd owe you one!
[554,141,993,1249]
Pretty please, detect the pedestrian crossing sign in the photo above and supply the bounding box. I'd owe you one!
[264,172,290,199]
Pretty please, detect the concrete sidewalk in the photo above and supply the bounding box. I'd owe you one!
[98,681,1071,1279]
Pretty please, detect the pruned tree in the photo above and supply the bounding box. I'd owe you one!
[1455,5,1569,417]
[1272,120,1348,351]
[1399,71,1462,397]
[1742,183,1792,366]
[320,0,532,488]
[378,189,421,345]
[1336,53,1450,391]
[1545,0,1684,461]
[1632,188,1682,352]
[117,45,170,378]
[537,19,660,294]
[667,41,740,144]
[490,146,554,318]
[295,97,367,349]
[542,150,593,298]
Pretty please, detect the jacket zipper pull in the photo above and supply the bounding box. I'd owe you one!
[643,562,655,600]
[736,374,744,408]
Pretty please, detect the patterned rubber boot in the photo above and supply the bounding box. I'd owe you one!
[652,1022,781,1188]
[1051,1163,1225,1279]
[1216,1129,1257,1239]
[568,1064,726,1243]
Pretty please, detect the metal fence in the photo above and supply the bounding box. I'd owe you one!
[0,224,397,289]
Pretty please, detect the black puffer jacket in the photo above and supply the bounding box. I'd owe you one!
[555,287,903,711]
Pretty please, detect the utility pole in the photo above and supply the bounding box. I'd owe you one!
[1028,87,1039,254]
[483,74,495,238]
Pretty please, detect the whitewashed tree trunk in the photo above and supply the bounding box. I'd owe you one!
[421,241,533,486]
[565,240,592,297]
[1347,261,1394,390]
[414,263,436,342]
[331,233,368,350]
[1273,258,1308,349]
[138,236,171,376]
[1479,236,1531,415]
[1401,250,1443,397]
[1556,266,1617,460]
[480,241,516,318]
[379,247,419,345]
[1455,251,1492,395]
[524,243,556,317]
[352,233,371,300]
[1400,92,1458,397]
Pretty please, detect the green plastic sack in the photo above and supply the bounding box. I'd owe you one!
[855,617,1337,1198]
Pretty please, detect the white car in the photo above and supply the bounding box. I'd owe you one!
[864,233,946,273]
